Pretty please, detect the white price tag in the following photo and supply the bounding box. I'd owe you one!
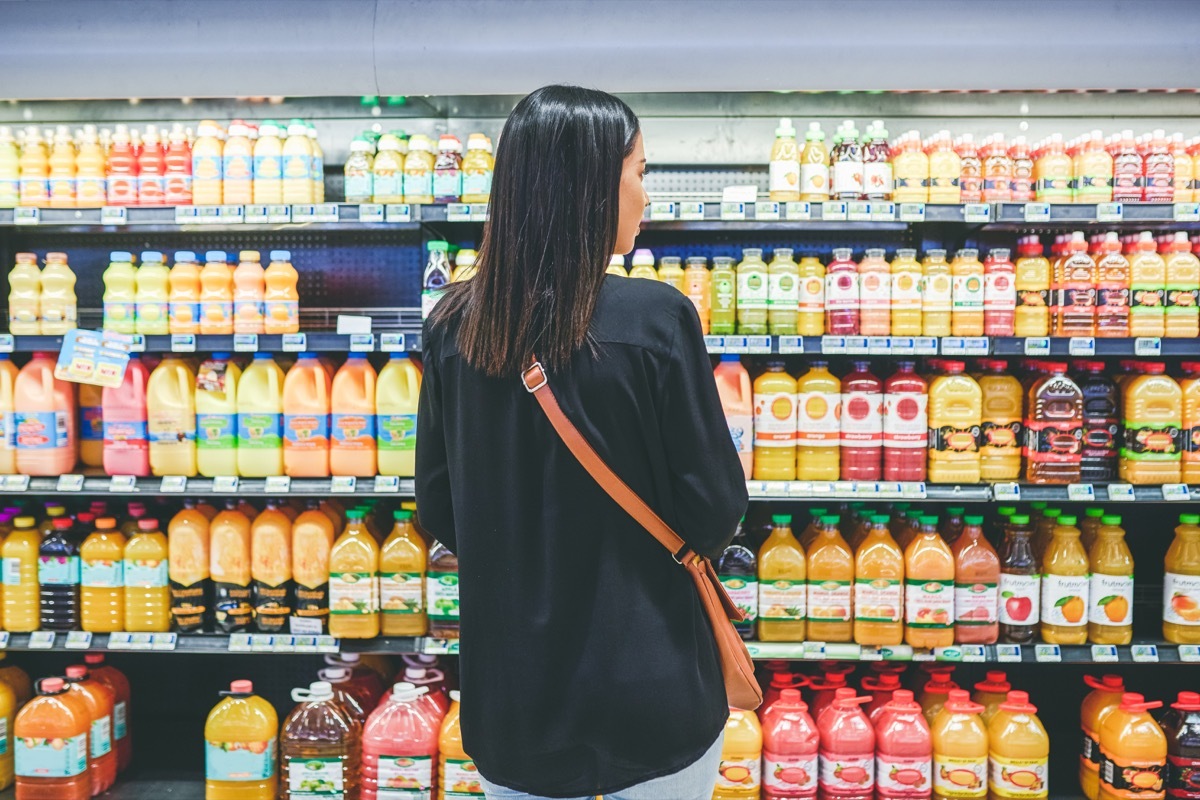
[1024,202,1051,222]
[272,636,296,652]
[821,201,847,221]
[703,336,725,354]
[289,618,323,636]
[109,475,138,493]
[331,476,357,494]
[1034,644,1061,662]
[374,475,400,493]
[266,204,292,224]
[128,335,146,353]
[265,476,291,494]
[213,476,239,493]
[0,335,12,354]
[941,337,965,355]
[745,336,772,354]
[57,474,85,492]
[193,206,222,224]
[28,632,56,650]
[1068,337,1096,356]
[250,634,274,652]
[679,201,705,220]
[763,481,789,497]
[995,644,1023,663]
[152,633,177,651]
[900,482,928,499]
[785,202,811,221]
[993,483,1021,501]
[219,205,245,224]
[349,334,375,352]
[469,204,489,222]
[1091,645,1119,663]
[1068,483,1095,502]
[107,632,132,650]
[724,337,749,354]
[1131,645,1160,663]
[243,204,269,224]
[380,333,407,352]
[847,201,871,221]
[1180,645,1200,663]
[65,631,93,650]
[802,641,826,660]
[963,337,990,356]
[228,634,253,652]
[1135,337,1162,356]
[385,204,412,223]
[858,647,884,661]
[753,201,780,221]
[649,201,676,221]
[2,475,29,492]
[964,203,991,223]
[358,203,384,223]
[720,201,746,221]
[777,336,804,354]
[315,636,340,653]
[233,334,258,352]
[293,636,319,652]
[170,334,196,353]
[933,647,963,662]
[821,336,847,354]
[891,337,915,354]
[845,336,869,354]
[446,203,471,222]
[159,475,187,493]
[282,333,307,352]
[1107,483,1135,502]
[1164,484,1192,501]
[898,203,926,222]
[13,207,39,225]
[809,481,834,497]
[175,206,197,224]
[129,632,154,650]
[1096,202,1124,222]
[880,645,914,661]
[101,206,128,225]
[870,202,896,221]
[961,645,988,662]
[914,337,938,355]
[1174,202,1200,222]
[868,337,892,354]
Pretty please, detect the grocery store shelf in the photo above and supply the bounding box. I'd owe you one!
[704,335,1200,357]
[746,481,990,503]
[993,201,1200,225]
[746,640,1197,664]
[0,630,426,655]
[0,775,201,800]
[0,475,415,497]
[3,330,424,354]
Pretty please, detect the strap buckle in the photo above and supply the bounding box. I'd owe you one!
[521,361,548,393]
[672,544,694,565]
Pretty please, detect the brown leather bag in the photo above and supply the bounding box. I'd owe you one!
[521,358,763,711]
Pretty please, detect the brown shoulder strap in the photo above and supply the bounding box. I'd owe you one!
[521,358,696,566]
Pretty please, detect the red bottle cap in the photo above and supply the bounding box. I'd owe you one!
[887,689,918,707]
[861,673,902,692]
[770,672,805,690]
[1119,692,1163,713]
[944,689,986,714]
[1143,362,1167,374]
[1182,362,1200,374]
[1173,692,1200,711]
[1073,360,1105,372]
[924,677,960,696]
[942,361,966,373]
[922,664,956,678]
[52,518,72,530]
[40,678,66,694]
[820,661,857,677]
[1084,674,1126,692]
[65,665,87,680]
[1043,362,1068,374]
[834,687,857,701]
[230,680,254,694]
[975,671,1011,693]
[84,653,104,665]
[1000,690,1038,713]
[810,673,848,691]
[778,688,808,709]
[137,519,158,531]
[834,691,872,708]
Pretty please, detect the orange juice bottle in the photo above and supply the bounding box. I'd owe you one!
[987,691,1049,800]
[922,249,953,337]
[753,361,796,481]
[854,514,904,646]
[328,509,380,639]
[438,691,482,799]
[168,250,201,335]
[1164,514,1200,644]
[14,677,90,800]
[204,680,278,800]
[890,248,923,336]
[1119,362,1182,485]
[380,510,426,636]
[931,689,988,800]
[263,250,300,335]
[806,514,853,643]
[1097,693,1167,800]
[63,663,116,794]
[978,360,1023,481]
[1129,232,1167,338]
[200,250,234,335]
[796,360,840,481]
[1035,133,1073,203]
[757,515,807,642]
[232,250,265,335]
[859,247,891,336]
[17,126,49,208]
[768,118,801,202]
[715,356,753,479]
[291,503,334,633]
[211,502,253,633]
[167,501,210,633]
[1087,516,1133,646]
[1041,515,1090,645]
[283,353,331,478]
[685,256,712,333]
[950,249,985,337]
[893,132,930,204]
[1181,362,1200,484]
[797,254,826,336]
[331,354,378,477]
[714,707,763,800]
[927,361,982,484]
[928,132,962,204]
[2,516,39,632]
[1014,237,1051,337]
[972,672,1011,726]
[799,122,830,202]
[905,515,955,649]
[1165,231,1200,338]
[249,503,292,634]
[80,517,126,633]
[1080,674,1127,800]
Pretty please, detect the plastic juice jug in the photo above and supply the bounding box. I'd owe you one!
[713,708,763,800]
[80,655,124,772]
[8,252,41,335]
[854,515,904,646]
[251,120,284,205]
[343,136,374,202]
[1094,233,1131,337]
[715,356,753,479]
[14,677,89,800]
[735,248,769,335]
[977,360,1022,481]
[875,690,932,800]
[80,517,125,633]
[796,361,841,481]
[14,352,75,477]
[927,132,961,204]
[865,674,903,722]
[63,664,116,794]
[883,361,928,482]
[1130,232,1167,337]
[1087,517,1134,645]
[719,521,759,641]
[1013,238,1051,337]
[806,515,854,643]
[1041,515,1090,645]
[167,502,210,633]
[39,251,76,335]
[1075,361,1119,483]
[958,134,983,203]
[761,688,818,800]
[379,510,426,637]
[329,510,380,639]
[168,251,201,335]
[210,503,252,633]
[825,248,860,336]
[195,354,240,477]
[904,516,955,649]
[753,361,797,481]
[998,516,1039,644]
[461,133,494,203]
[766,249,799,335]
[1080,675,1127,800]
[950,249,985,337]
[204,680,278,800]
[952,516,999,644]
[293,504,335,633]
[402,134,434,204]
[1165,232,1200,338]
[102,250,137,334]
[124,517,169,632]
[764,671,804,713]
[859,248,891,336]
[438,691,480,799]
[236,353,284,477]
[1160,692,1200,800]
[362,682,439,800]
[920,250,952,338]
[426,539,459,639]
[986,691,1050,800]
[1097,693,1167,800]
[131,249,169,335]
[841,361,882,481]
[2,517,38,632]
[889,249,923,337]
[16,127,49,208]
[190,121,223,206]
[0,670,12,788]
[200,250,234,335]
[1023,362,1083,484]
[1120,362,1182,484]
[146,357,196,477]
[281,120,314,204]
[817,691,875,800]
[282,353,330,478]
[927,361,981,484]
[971,673,1011,726]
[249,503,291,634]
[769,118,802,202]
[983,249,1017,337]
[0,126,21,208]
[1164,515,1200,643]
[931,690,987,800]
[812,681,851,726]
[330,353,378,477]
[758,515,807,642]
[232,250,265,335]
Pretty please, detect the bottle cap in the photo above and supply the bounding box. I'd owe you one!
[136,519,157,531]
[818,515,839,526]
[174,251,197,262]
[1058,515,1078,526]
[84,653,104,665]
[974,671,1010,693]
[1173,692,1200,711]
[1101,515,1122,526]
[999,690,1037,713]
[65,665,88,680]
[1084,508,1106,518]
[1119,692,1163,713]
[52,518,72,530]
[965,515,984,525]
[40,678,66,695]
[944,688,985,714]
[778,688,807,708]
[919,515,938,526]
[394,510,414,521]
[888,689,917,707]
[12,516,34,528]
[1181,514,1200,525]
[229,680,254,694]
[772,515,793,526]
[270,250,292,261]
[871,514,889,525]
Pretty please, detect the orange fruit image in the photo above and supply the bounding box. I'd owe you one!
[1101,595,1129,623]
[1058,595,1085,623]
[1172,593,1200,622]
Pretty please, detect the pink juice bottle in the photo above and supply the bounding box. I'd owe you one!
[101,355,150,477]
[863,673,903,723]
[810,674,850,724]
[874,689,932,800]
[818,689,875,800]
[362,682,440,800]
[825,248,860,336]
[841,360,883,481]
[14,351,77,476]
[983,248,1017,336]
[883,361,928,482]
[763,688,819,800]
[859,248,892,336]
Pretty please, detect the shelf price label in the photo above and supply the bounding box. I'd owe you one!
[1024,202,1051,222]
[1135,337,1162,356]
[1068,337,1096,357]
[995,644,1023,663]
[679,201,705,220]
[785,202,811,221]
[160,475,187,493]
[28,632,56,650]
[723,337,749,354]
[993,483,1021,501]
[1174,202,1200,222]
[777,336,804,354]
[1096,202,1123,222]
[385,204,412,223]
[380,333,407,353]
[914,337,938,355]
[171,334,196,353]
[228,634,253,652]
[152,633,178,651]
[1067,483,1095,502]
[1163,484,1191,502]
[0,335,12,354]
[847,201,871,221]
[57,474,85,492]
[65,632,93,650]
[845,336,869,354]
[898,203,926,222]
[109,475,138,493]
[868,337,892,354]
[469,204,488,221]
[963,203,991,223]
[265,476,291,494]
[754,201,780,221]
[703,336,725,354]
[446,203,472,222]
[1091,645,1119,663]
[282,333,307,352]
[821,336,847,354]
[349,334,375,352]
[1034,644,1061,662]
[879,645,914,661]
[720,202,746,221]
[870,202,896,221]
[1131,644,1160,663]
[1180,645,1200,663]
[358,203,384,223]
[234,334,259,353]
[1107,483,1135,502]
[745,336,772,354]
[331,476,357,494]
[100,206,128,226]
[649,201,676,221]
[374,475,401,493]
[890,337,915,354]
[821,201,847,221]
[1,475,29,492]
[13,207,39,225]
[212,476,239,493]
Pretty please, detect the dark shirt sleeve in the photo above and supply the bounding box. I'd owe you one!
[415,334,457,553]
[659,301,749,560]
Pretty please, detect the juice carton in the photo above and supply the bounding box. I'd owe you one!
[14,677,89,800]
[196,353,240,477]
[719,520,759,641]
[767,249,799,335]
[64,663,116,794]
[252,120,284,205]
[329,509,380,639]
[761,688,818,800]
[331,353,378,477]
[124,517,170,632]
[797,361,841,481]
[204,680,278,800]
[927,361,981,484]
[715,707,763,800]
[800,122,831,202]
[377,355,419,478]
[931,690,987,800]
[14,352,76,477]
[1088,516,1134,645]
[1166,231,1200,338]
[806,515,854,643]
[769,118,801,202]
[859,248,891,336]
[1080,675,1126,800]
[263,250,300,335]
[233,250,266,335]
[875,689,932,800]
[362,682,440,800]
[972,672,1011,725]
[222,121,253,205]
[237,353,284,477]
[380,510,427,637]
[146,357,196,477]
[168,251,201,335]
[1164,514,1200,644]
[922,250,953,337]
[80,517,126,633]
[102,250,137,334]
[737,248,770,335]
[39,251,76,335]
[998,516,1039,645]
[1042,515,1090,645]
[883,361,928,482]
[8,252,41,335]
[753,361,797,481]
[710,255,738,333]
[817,691,875,800]
[841,361,882,481]
[1098,694,1167,800]
[2,516,39,632]
[950,248,985,337]
[133,250,169,335]
[1120,362,1182,484]
[978,360,1022,481]
[1160,692,1200,800]
[190,121,224,206]
[904,516,955,649]
[211,502,252,633]
[715,356,753,479]
[854,515,904,646]
[890,248,923,336]
[283,353,331,477]
[293,503,335,632]
[825,248,860,336]
[200,250,234,335]
[250,502,292,634]
[758,515,807,642]
[1130,232,1167,337]
[952,516,999,644]
[1024,362,1083,484]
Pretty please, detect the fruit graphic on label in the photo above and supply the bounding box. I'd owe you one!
[940,766,983,789]
[1098,594,1129,623]
[1003,593,1033,622]
[774,765,811,785]
[1001,768,1044,790]
[772,397,793,420]
[721,764,753,783]
[834,764,870,784]
[1171,592,1200,621]
[1056,595,1085,623]
[890,767,928,787]
[1123,768,1163,790]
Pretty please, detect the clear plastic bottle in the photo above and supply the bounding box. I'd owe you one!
[343,137,374,203]
[904,516,955,649]
[999,517,1039,645]
[921,250,952,338]
[1041,515,1090,645]
[737,248,770,335]
[825,248,860,336]
[280,681,360,800]
[950,249,985,337]
[841,361,883,481]
[717,519,758,641]
[1023,362,1083,485]
[1088,517,1134,646]
[859,248,892,336]
[421,241,451,321]
[39,517,80,631]
[883,361,928,482]
[982,248,1016,337]
[426,539,459,639]
[1075,361,1119,483]
[328,509,380,639]
[767,249,799,335]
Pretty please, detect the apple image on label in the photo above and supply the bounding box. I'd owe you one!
[1004,592,1032,622]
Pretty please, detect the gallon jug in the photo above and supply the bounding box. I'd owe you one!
[930,689,987,800]
[1080,674,1126,800]
[82,654,130,774]
[758,515,807,642]
[0,355,18,474]
[817,691,875,800]
[102,355,150,477]
[1097,694,1166,800]
[438,691,480,799]
[987,691,1049,800]
[1120,362,1182,484]
[78,382,103,469]
[331,354,378,477]
[237,353,284,477]
[14,352,76,476]
[63,664,116,795]
[362,683,440,800]
[1160,692,1200,800]
[14,677,89,800]
[281,681,361,800]
[875,689,932,800]
[146,357,196,477]
[283,353,331,478]
[204,680,278,800]
[377,355,420,478]
[196,354,240,478]
[715,355,753,479]
[715,707,763,800]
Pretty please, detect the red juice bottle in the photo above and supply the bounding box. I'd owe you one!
[1024,362,1084,485]
[163,124,193,205]
[1010,136,1035,202]
[958,134,983,204]
[1113,130,1142,202]
[883,361,928,482]
[810,674,850,724]
[841,361,883,482]
[864,673,903,724]
[818,690,875,800]
[763,688,819,800]
[1144,129,1175,202]
[136,126,166,206]
[983,248,1016,336]
[825,248,860,335]
[1160,691,1200,800]
[952,515,1000,645]
[106,125,138,206]
[874,689,932,800]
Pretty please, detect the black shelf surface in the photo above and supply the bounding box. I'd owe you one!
[746,640,1195,664]
[0,774,201,800]
[703,335,1200,357]
[0,631,426,654]
[0,475,415,498]
[6,330,423,354]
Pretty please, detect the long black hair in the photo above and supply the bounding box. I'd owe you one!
[431,85,640,378]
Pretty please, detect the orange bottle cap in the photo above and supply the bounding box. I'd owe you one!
[1119,693,1163,713]
[944,689,986,714]
[975,671,1011,693]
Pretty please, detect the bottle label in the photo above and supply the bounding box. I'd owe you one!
[1041,573,1089,627]
[1121,424,1183,460]
[929,424,980,453]
[759,579,806,620]
[265,300,299,327]
[192,154,223,182]
[801,163,830,196]
[344,173,373,200]
[1089,573,1133,626]
[1019,288,1050,309]
[433,170,462,200]
[170,301,201,328]
[113,701,127,740]
[90,715,112,758]
[833,161,865,196]
[1083,420,1119,462]
[1164,572,1200,625]
[293,581,329,628]
[171,579,209,632]
[998,573,1040,625]
[981,420,1023,451]
[233,299,264,325]
[443,757,484,796]
[952,274,985,310]
[123,557,168,588]
[770,160,801,195]
[331,413,377,450]
[462,171,492,198]
[1131,285,1167,312]
[860,270,891,311]
[2,557,22,586]
[80,405,103,441]
[148,411,195,445]
[82,558,124,588]
[841,390,883,446]
[891,270,923,309]
[808,579,852,622]
[719,576,758,623]
[884,392,928,449]
[39,555,80,585]
[403,171,433,198]
[713,275,736,316]
[284,413,330,451]
[923,273,953,313]
[287,755,344,797]
[737,269,769,310]
[799,274,826,313]
[329,572,379,615]
[797,391,841,446]
[985,272,1017,309]
[0,412,13,450]
[1167,755,1200,799]
[905,578,953,628]
[934,754,987,799]
[726,413,753,456]
[14,410,69,449]
[825,271,860,311]
[214,582,253,630]
[422,290,446,320]
[378,413,417,452]
[1101,750,1167,799]
[865,163,894,196]
[769,272,800,306]
[252,578,292,631]
[1023,421,1083,464]
[855,578,903,623]
[380,571,424,614]
[954,581,998,625]
[753,392,796,448]
[372,172,401,200]
[103,420,148,451]
[377,754,434,797]
[1083,725,1100,769]
[283,154,311,181]
[254,154,282,180]
[819,752,874,794]
[989,753,1048,798]
[16,731,88,778]
[1145,154,1176,201]
[716,757,762,792]
[1167,286,1200,311]
[426,571,460,621]
[238,413,282,450]
[764,751,817,796]
[197,413,236,449]
[877,753,932,797]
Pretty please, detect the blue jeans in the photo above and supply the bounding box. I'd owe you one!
[480,732,725,800]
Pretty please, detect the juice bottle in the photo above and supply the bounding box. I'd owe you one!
[1024,362,1083,484]
[281,353,330,478]
[249,250,296,335]
[124,517,169,632]
[1165,515,1200,644]
[983,249,1017,337]
[922,250,953,338]
[0,669,12,788]
[928,132,962,204]
[761,688,818,800]
[451,248,477,283]
[1112,131,1141,202]
[715,356,754,479]
[718,520,758,641]
[737,248,770,335]
[16,126,49,208]
[714,707,763,800]
[167,501,210,633]
[797,254,826,336]
[204,680,278,800]
[767,249,799,335]
[39,251,76,335]
[1182,363,1200,484]
[168,251,201,335]
[893,132,930,203]
[376,354,420,478]
[330,353,378,477]
[131,250,169,335]
[950,249,986,337]
[196,353,240,477]
[163,124,192,205]
[806,515,854,643]
[426,539,459,639]
[362,682,439,800]
[38,517,79,631]
[758,515,807,642]
[817,691,875,800]
[0,126,21,208]
[461,133,494,203]
[854,514,904,646]
[684,256,712,333]
[1088,516,1134,646]
[977,360,1022,482]
[63,664,115,794]
[890,248,924,337]
[927,361,982,484]
[8,252,41,335]
[710,255,737,333]
[1080,507,1106,553]
[1074,361,1119,483]
[80,517,125,633]
[1078,132,1115,202]
[753,361,796,481]
[2,516,39,632]
[291,503,334,633]
[210,503,252,633]
[147,356,197,477]
[811,679,850,725]
[1013,238,1051,337]
[841,361,882,481]
[1035,133,1073,203]
[1094,233,1131,337]
[437,691,479,799]
[252,120,284,205]
[1144,129,1175,202]
[958,134,983,203]
[998,516,1039,644]
[952,516,999,644]
[604,254,627,278]
[1081,675,1127,800]
[769,118,801,202]
[190,121,223,205]
[1033,508,1063,566]
[220,122,252,204]
[282,120,314,204]
[14,677,89,800]
[1120,362,1182,484]
[825,248,860,336]
[983,134,1014,203]
[200,250,234,335]
[987,691,1049,800]
[797,361,841,481]
[883,361,928,482]
[970,673,1011,727]
[627,249,656,281]
[422,240,452,320]
[905,516,955,649]
[859,248,892,336]
[931,689,987,800]
[402,134,434,204]
[249,503,292,634]
[1172,133,1195,203]
[1130,232,1167,337]
[1098,693,1167,800]
[0,654,31,710]
[1056,231,1098,336]
[237,353,285,477]
[876,689,933,800]
[308,125,325,202]
[1166,231,1200,338]
[831,121,864,201]
[232,250,265,335]
[800,122,830,202]
[379,510,426,636]
[76,381,103,470]
[329,509,380,639]
[343,136,374,202]
[432,134,463,203]
[864,121,894,201]
[1041,515,1090,645]
[102,250,137,334]
[1160,692,1200,800]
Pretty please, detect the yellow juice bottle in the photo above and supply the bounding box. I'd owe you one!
[1129,232,1167,338]
[979,360,1023,482]
[134,250,170,336]
[196,354,241,478]
[806,514,853,643]
[799,122,830,202]
[402,134,434,205]
[249,503,292,634]
[797,254,826,336]
[147,356,197,477]
[1119,362,1182,485]
[657,255,684,291]
[905,515,955,649]
[291,503,334,633]
[460,133,493,204]
[168,501,210,633]
[124,517,170,632]
[1165,231,1200,338]
[236,354,285,478]
[204,680,278,800]
[932,689,987,800]
[211,503,253,633]
[1,516,38,632]
[795,360,841,481]
[1088,516,1133,646]
[922,249,953,337]
[752,361,796,481]
[951,248,985,337]
[281,120,314,205]
[39,251,77,335]
[1041,515,1090,645]
[928,132,962,204]
[713,707,763,800]
[1097,693,1167,800]
[17,126,49,208]
[1164,514,1200,644]
[757,515,806,642]
[768,117,801,202]
[329,509,380,639]
[854,514,904,646]
[684,256,712,333]
[80,517,126,633]
[890,248,924,336]
[988,691,1049,800]
[893,132,931,204]
[1080,674,1126,800]
[0,126,19,208]
[767,248,799,336]
[628,249,658,281]
[8,252,41,335]
[927,361,982,484]
[380,510,427,637]
[972,672,1011,726]
[1014,237,1051,337]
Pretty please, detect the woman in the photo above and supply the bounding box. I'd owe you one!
[416,85,748,800]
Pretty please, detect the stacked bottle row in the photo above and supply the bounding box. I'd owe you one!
[344,131,495,205]
[767,118,1200,204]
[0,119,325,208]
[6,251,77,335]
[612,233,1200,339]
[0,350,420,479]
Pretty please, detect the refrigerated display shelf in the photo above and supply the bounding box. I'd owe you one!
[0,475,415,497]
[703,335,1200,357]
[0,630,423,655]
[0,775,202,800]
[746,640,1196,664]
[2,330,424,354]
[747,481,1200,503]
